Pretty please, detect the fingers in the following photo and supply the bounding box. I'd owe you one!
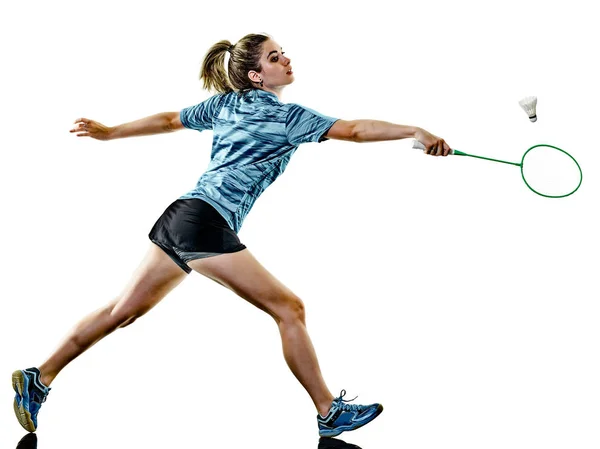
[426,139,451,156]
[418,128,451,157]
[443,141,452,156]
[72,118,89,129]
[426,141,442,156]
[71,118,91,136]
[70,124,88,135]
[70,118,110,140]
[425,139,438,156]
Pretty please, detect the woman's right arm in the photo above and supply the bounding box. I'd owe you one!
[70,111,184,140]
[325,119,451,156]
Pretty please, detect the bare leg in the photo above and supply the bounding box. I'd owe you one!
[38,243,188,387]
[188,249,335,416]
[278,316,335,416]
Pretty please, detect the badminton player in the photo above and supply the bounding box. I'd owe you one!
[12,32,451,437]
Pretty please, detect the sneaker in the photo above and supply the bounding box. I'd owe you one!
[12,367,51,432]
[317,390,383,437]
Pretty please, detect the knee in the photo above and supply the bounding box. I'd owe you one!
[113,308,141,329]
[108,298,140,329]
[117,316,137,329]
[278,296,306,324]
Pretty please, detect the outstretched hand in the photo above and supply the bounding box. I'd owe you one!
[70,118,113,141]
[414,128,451,156]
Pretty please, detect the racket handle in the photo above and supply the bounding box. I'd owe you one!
[412,139,454,155]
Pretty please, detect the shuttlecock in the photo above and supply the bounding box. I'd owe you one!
[519,96,538,122]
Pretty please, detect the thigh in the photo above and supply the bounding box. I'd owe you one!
[110,242,189,324]
[187,249,303,323]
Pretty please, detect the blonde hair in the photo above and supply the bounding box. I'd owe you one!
[200,33,271,94]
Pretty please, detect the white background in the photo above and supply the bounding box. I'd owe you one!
[1,1,598,448]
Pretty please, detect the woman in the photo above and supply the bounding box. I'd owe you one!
[12,32,451,437]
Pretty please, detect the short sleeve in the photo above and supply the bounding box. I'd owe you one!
[285,104,339,146]
[180,94,225,131]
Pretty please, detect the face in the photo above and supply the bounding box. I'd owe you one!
[250,39,294,89]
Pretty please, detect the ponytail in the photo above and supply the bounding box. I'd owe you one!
[200,40,234,94]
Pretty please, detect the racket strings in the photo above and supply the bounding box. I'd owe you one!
[521,145,582,198]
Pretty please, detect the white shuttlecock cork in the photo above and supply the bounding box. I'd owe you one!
[519,96,538,122]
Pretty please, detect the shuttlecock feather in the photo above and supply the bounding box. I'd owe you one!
[519,96,538,122]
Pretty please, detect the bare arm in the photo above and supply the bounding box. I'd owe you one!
[109,111,184,139]
[324,119,417,142]
[324,119,451,156]
[70,111,184,141]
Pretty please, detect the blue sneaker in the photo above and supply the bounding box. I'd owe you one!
[317,390,383,437]
[12,367,51,432]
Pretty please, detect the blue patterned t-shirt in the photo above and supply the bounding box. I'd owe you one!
[178,89,339,233]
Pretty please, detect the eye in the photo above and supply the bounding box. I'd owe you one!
[271,52,285,63]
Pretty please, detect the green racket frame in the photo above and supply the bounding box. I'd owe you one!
[412,141,583,198]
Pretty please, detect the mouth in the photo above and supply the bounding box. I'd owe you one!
[286,67,293,75]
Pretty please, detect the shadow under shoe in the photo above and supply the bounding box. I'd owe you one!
[318,436,362,448]
[16,433,38,449]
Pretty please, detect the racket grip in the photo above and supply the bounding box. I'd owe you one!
[412,140,426,150]
[412,139,454,155]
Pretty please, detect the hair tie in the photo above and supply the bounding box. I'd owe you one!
[228,44,234,53]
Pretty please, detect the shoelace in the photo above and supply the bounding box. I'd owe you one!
[31,391,48,404]
[28,369,51,403]
[333,389,363,412]
[32,387,51,404]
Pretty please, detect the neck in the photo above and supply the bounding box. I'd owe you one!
[260,86,284,101]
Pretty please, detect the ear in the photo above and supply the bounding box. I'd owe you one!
[247,70,262,84]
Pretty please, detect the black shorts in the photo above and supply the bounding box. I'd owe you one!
[148,198,246,274]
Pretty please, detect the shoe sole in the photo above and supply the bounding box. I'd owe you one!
[319,404,384,437]
[12,370,36,432]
